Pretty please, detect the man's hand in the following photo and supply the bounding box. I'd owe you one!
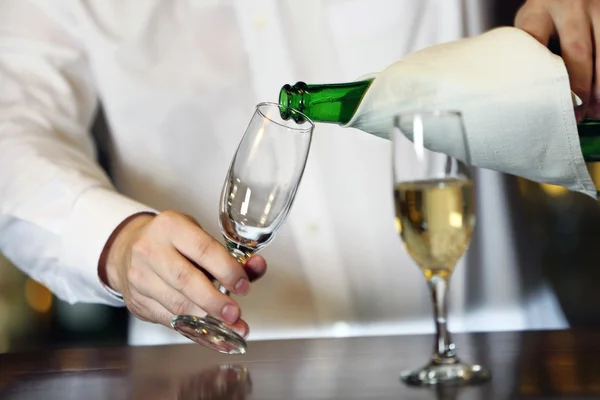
[515,0,600,120]
[99,210,267,338]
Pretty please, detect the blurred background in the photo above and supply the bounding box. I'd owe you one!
[1,0,599,354]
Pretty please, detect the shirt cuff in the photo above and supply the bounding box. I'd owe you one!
[60,187,158,306]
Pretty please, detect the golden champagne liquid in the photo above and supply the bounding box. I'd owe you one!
[394,178,475,280]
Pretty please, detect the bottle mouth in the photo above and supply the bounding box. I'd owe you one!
[278,84,308,124]
[278,84,292,120]
[257,102,313,130]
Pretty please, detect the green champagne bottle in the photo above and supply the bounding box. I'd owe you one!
[279,79,600,162]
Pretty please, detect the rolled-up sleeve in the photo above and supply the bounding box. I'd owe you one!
[0,0,155,306]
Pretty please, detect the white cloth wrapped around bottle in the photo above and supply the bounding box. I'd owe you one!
[345,27,597,198]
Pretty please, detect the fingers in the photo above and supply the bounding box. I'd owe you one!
[129,268,207,318]
[122,209,266,334]
[245,255,267,282]
[227,318,250,339]
[126,268,250,337]
[516,0,595,120]
[550,1,594,117]
[160,211,250,295]
[149,247,242,324]
[515,2,556,46]
[127,293,249,338]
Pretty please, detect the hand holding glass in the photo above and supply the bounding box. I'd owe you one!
[171,102,313,354]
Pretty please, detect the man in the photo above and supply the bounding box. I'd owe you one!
[0,0,595,346]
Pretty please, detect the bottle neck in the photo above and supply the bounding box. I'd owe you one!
[279,79,600,163]
[279,79,373,124]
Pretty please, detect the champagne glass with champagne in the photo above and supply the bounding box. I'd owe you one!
[171,102,314,355]
[392,111,490,385]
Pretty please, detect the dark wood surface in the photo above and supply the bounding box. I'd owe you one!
[1,329,600,399]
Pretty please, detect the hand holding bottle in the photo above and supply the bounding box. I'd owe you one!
[515,0,600,119]
[98,211,267,337]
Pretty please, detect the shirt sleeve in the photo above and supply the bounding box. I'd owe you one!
[0,0,156,306]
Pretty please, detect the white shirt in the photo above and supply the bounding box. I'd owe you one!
[0,0,568,346]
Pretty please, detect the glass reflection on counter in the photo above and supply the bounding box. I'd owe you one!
[177,364,252,400]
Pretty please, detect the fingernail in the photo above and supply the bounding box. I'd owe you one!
[245,257,266,282]
[234,278,249,295]
[221,304,239,324]
[232,325,249,339]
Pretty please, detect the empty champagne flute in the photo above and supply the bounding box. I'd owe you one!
[392,111,490,385]
[171,102,314,355]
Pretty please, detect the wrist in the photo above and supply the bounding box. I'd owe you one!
[98,212,155,293]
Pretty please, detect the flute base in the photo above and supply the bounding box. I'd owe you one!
[401,360,490,386]
[171,315,247,355]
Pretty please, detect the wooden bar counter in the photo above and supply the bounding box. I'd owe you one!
[1,329,600,399]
